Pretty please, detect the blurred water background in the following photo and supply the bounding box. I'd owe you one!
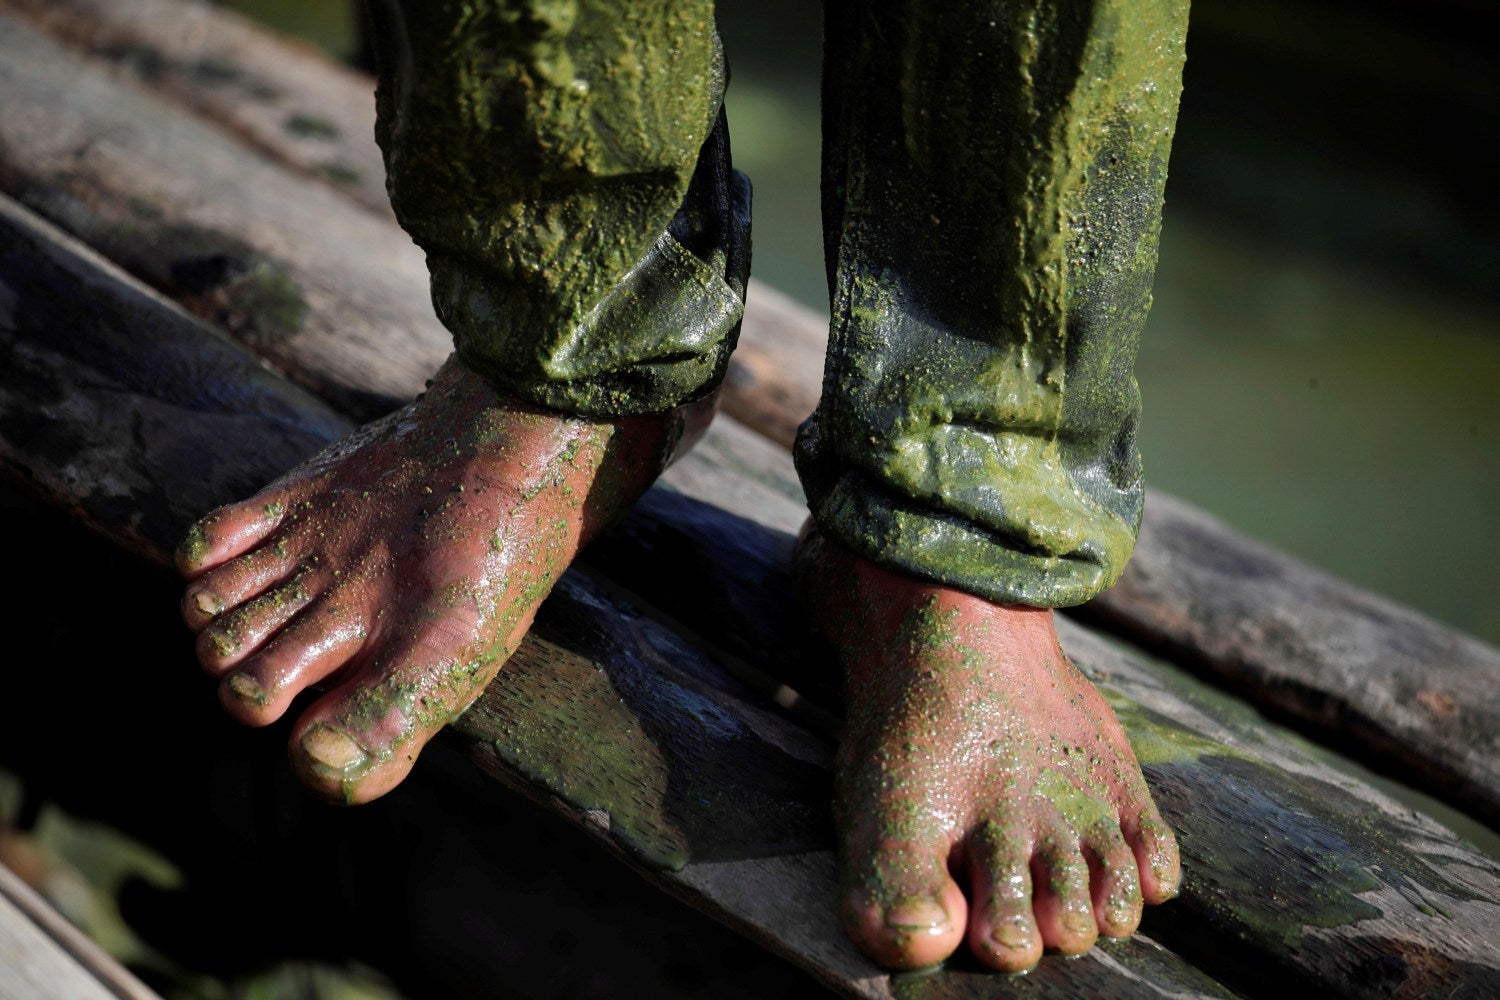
[223,0,1500,648]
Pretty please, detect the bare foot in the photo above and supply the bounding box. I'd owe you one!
[178,356,704,804]
[796,528,1180,972]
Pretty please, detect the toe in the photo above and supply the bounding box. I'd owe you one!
[196,576,317,673]
[1123,800,1181,903]
[288,684,429,807]
[1031,817,1098,956]
[838,817,966,969]
[219,599,369,725]
[286,626,503,805]
[178,494,293,577]
[1084,821,1143,937]
[964,819,1043,972]
[182,539,300,629]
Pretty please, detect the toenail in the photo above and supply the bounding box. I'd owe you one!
[1062,910,1095,936]
[225,673,267,705]
[884,897,948,930]
[195,591,225,617]
[178,524,210,565]
[302,724,369,771]
[207,629,239,657]
[991,920,1032,951]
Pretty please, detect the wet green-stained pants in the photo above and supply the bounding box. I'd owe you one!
[367,0,1189,608]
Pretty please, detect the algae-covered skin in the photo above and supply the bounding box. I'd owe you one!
[796,529,1181,972]
[176,357,704,806]
[365,0,750,417]
[797,0,1190,609]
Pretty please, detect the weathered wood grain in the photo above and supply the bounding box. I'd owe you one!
[1,195,1237,999]
[0,12,442,420]
[1084,493,1500,830]
[0,0,394,220]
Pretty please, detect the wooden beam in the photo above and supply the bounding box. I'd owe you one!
[0,0,393,221]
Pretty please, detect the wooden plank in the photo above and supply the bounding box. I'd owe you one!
[0,11,442,421]
[10,188,1500,997]
[1082,493,1500,830]
[0,0,394,221]
[0,862,160,1000]
[0,195,1236,999]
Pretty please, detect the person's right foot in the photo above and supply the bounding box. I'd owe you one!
[179,356,700,803]
[797,528,1180,972]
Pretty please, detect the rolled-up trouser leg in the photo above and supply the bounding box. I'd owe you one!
[366,0,750,417]
[797,0,1189,608]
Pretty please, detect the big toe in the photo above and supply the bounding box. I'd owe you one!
[289,695,426,806]
[841,833,967,970]
[287,625,501,804]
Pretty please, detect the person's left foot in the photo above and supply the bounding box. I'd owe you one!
[797,528,1180,972]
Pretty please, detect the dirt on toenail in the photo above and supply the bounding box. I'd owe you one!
[226,673,268,705]
[885,896,947,930]
[302,724,369,771]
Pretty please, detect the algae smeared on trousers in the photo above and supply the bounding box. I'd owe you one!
[367,0,1188,605]
[799,0,1190,608]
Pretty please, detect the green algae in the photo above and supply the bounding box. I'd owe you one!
[116,222,309,345]
[796,0,1189,609]
[188,57,244,86]
[176,520,212,566]
[366,0,750,417]
[1101,685,1487,954]
[219,260,308,344]
[1117,683,1491,963]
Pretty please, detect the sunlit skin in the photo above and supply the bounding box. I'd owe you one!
[178,356,709,803]
[796,528,1181,972]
